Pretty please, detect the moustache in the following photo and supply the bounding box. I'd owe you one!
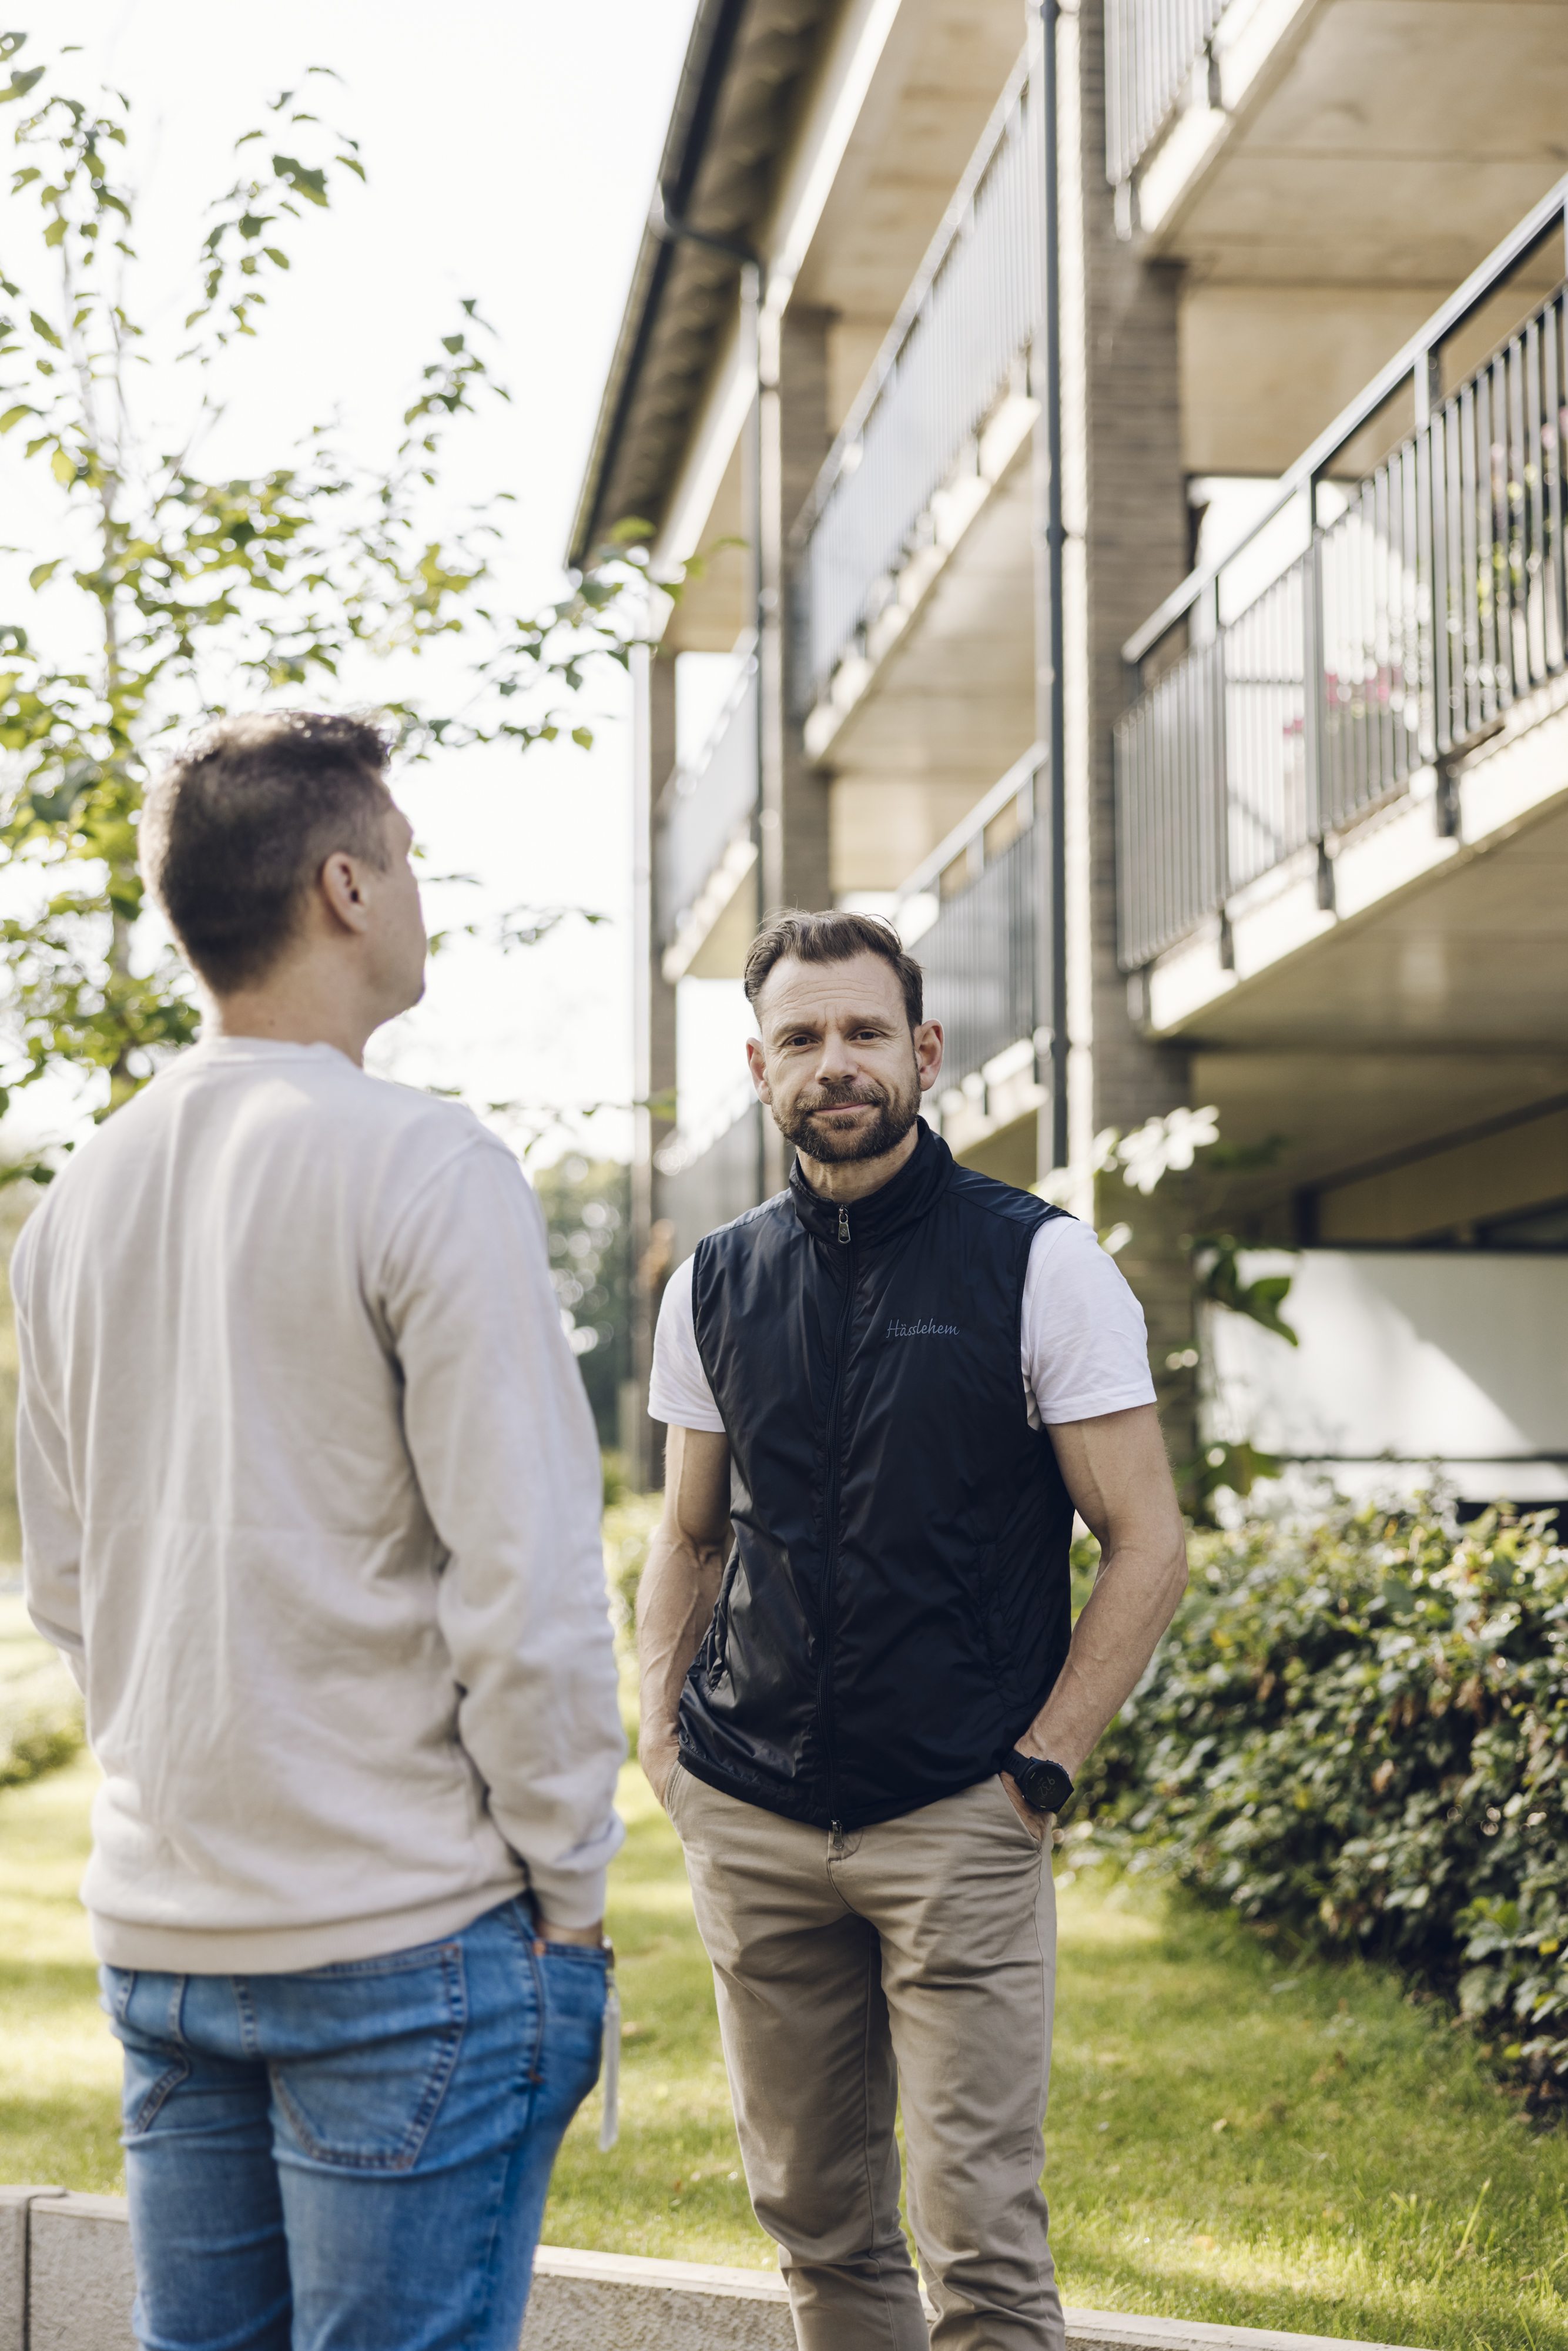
[801,1086,886,1114]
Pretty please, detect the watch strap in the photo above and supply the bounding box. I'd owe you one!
[1003,1749,1076,1815]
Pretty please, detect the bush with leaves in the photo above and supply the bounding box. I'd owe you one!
[1,1593,83,1787]
[1074,1493,1568,2094]
[532,1156,631,1448]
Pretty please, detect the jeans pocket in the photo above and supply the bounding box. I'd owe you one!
[99,1963,137,2028]
[264,1940,467,2173]
[537,1946,609,2123]
[665,1758,692,1832]
[105,1969,194,2136]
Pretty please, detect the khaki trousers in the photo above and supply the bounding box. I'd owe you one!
[666,1764,1064,2351]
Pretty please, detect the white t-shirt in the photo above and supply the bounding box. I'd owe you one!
[650,1211,1157,1434]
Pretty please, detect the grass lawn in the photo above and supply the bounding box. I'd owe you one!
[5,1755,1567,2348]
[0,1749,122,2192]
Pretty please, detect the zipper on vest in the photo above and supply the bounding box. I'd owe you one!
[819,1228,855,1826]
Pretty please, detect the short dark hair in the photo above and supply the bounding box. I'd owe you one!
[743,908,924,1027]
[141,711,396,994]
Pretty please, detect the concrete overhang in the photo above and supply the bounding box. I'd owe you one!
[1118,0,1568,475]
[1191,1044,1568,1216]
[661,835,760,981]
[1133,0,1568,288]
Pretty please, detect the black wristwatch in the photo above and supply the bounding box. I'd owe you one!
[1003,1749,1075,1818]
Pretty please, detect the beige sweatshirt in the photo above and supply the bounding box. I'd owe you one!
[14,1039,624,1970]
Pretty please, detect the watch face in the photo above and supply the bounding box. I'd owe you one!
[1021,1759,1073,1814]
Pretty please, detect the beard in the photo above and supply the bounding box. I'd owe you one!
[773,1064,923,1165]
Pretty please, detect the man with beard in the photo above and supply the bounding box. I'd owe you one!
[638,909,1188,2351]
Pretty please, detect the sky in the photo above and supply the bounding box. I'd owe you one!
[0,0,704,1163]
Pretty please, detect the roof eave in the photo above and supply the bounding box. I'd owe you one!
[566,0,752,572]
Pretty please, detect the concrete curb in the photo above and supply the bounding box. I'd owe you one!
[1,2189,1429,2351]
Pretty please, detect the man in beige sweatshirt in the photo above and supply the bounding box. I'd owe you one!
[14,711,624,2351]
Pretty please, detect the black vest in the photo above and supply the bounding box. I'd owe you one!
[676,1120,1076,1829]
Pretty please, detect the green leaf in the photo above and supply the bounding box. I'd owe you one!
[27,559,61,591]
[1193,1234,1299,1345]
[271,153,328,206]
[28,310,63,349]
[49,447,74,486]
[1,65,45,102]
[0,404,35,433]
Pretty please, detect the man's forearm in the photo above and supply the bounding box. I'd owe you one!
[636,1526,725,1780]
[1022,1532,1188,1779]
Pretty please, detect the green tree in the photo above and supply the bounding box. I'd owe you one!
[531,1155,632,1452]
[0,33,646,1157]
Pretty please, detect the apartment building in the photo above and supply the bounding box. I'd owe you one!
[572,0,1568,1506]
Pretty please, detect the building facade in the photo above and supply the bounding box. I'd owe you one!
[573,0,1568,1506]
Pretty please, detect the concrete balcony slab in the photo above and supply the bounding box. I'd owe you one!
[1133,0,1568,292]
[1141,664,1568,1059]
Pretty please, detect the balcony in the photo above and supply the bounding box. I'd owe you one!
[1116,178,1568,1025]
[896,748,1046,1164]
[798,50,1039,765]
[1108,2,1568,495]
[655,642,758,983]
[1104,0,1228,195]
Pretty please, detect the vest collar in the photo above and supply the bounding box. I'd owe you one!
[788,1116,954,1248]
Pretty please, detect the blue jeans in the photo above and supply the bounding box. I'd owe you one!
[101,1898,607,2351]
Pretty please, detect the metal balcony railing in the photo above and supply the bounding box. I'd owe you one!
[654,641,758,949]
[798,51,1038,705]
[1115,179,1568,973]
[1104,0,1229,190]
[896,748,1043,1089]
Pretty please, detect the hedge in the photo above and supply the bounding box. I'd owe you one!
[1076,1495,1568,2094]
[0,1599,83,1791]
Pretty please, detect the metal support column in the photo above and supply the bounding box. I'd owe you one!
[1032,0,1069,1171]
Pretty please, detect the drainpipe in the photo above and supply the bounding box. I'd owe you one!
[1031,4,1070,1171]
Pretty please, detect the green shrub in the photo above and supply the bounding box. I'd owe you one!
[603,1490,662,1756]
[1076,1494,1568,2092]
[0,1594,84,1791]
[604,1492,661,1635]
